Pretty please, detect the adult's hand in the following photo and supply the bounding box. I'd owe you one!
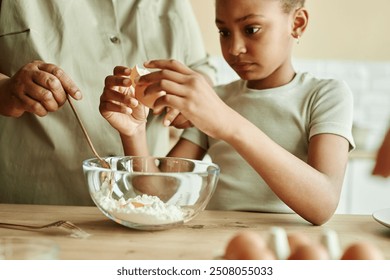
[0,60,81,117]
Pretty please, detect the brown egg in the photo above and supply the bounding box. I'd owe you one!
[287,232,312,255]
[288,243,329,260]
[224,231,276,260]
[341,242,384,260]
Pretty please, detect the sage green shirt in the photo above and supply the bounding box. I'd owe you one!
[0,0,216,205]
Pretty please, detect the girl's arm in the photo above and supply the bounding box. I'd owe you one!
[222,115,349,225]
[168,138,207,160]
[100,65,206,159]
[138,59,350,225]
[100,66,151,156]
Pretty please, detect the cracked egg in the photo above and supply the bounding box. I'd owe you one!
[130,65,166,109]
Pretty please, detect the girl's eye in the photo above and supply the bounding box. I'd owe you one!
[218,29,230,37]
[245,26,261,35]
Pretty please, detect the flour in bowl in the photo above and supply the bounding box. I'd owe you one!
[93,181,184,225]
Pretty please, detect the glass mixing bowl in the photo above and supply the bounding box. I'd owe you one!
[83,156,220,230]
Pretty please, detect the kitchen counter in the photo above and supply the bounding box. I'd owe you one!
[0,204,389,259]
[349,149,376,160]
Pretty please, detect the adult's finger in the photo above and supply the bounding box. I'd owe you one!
[15,89,48,117]
[31,70,66,110]
[38,63,82,100]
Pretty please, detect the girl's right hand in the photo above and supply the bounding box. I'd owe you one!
[99,66,149,136]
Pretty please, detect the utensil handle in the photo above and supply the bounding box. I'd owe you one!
[67,96,109,168]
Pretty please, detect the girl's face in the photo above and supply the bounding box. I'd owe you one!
[216,0,297,89]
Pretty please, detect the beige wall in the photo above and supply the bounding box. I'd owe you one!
[190,0,390,61]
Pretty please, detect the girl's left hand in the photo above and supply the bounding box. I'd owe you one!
[138,59,236,139]
[99,66,149,137]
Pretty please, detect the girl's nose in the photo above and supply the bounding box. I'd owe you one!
[229,36,247,56]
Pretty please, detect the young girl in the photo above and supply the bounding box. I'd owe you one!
[100,0,355,225]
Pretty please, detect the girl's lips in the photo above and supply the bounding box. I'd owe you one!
[231,62,254,72]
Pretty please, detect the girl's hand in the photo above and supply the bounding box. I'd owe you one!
[99,66,149,136]
[131,64,193,129]
[138,59,235,139]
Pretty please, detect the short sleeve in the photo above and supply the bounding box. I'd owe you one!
[309,79,356,150]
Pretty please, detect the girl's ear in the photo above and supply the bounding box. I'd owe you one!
[291,8,308,39]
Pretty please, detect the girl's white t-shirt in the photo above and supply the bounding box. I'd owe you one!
[182,72,355,213]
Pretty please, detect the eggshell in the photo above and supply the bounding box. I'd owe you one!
[224,231,276,260]
[288,243,329,260]
[320,229,341,260]
[130,65,165,109]
[341,242,384,260]
[130,65,150,86]
[268,227,290,260]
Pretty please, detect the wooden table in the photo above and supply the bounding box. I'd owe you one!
[0,204,389,259]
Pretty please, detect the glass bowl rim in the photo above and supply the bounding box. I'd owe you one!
[82,155,220,175]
